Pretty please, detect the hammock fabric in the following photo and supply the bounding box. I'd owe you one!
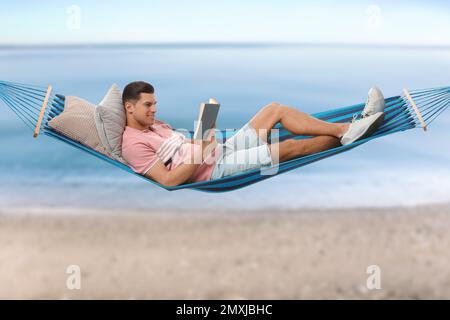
[0,80,449,192]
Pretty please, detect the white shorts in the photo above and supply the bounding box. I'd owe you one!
[210,122,273,180]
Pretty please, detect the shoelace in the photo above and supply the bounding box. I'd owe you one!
[351,91,373,123]
[351,111,369,123]
[353,92,373,122]
[351,113,362,123]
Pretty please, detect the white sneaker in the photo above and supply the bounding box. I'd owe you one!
[362,86,385,117]
[340,112,385,146]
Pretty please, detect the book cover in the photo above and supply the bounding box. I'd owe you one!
[193,98,220,140]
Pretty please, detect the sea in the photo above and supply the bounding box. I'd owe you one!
[0,44,449,211]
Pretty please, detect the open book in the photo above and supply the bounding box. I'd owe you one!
[193,98,220,140]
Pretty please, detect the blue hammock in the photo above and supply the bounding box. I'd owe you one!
[0,80,449,192]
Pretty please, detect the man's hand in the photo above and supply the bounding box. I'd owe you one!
[185,125,217,161]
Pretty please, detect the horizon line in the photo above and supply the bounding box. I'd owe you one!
[1,41,450,51]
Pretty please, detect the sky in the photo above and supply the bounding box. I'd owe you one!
[0,0,449,46]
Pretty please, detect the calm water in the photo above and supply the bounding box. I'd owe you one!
[0,46,449,210]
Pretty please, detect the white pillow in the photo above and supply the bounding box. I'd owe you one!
[94,84,127,163]
[48,96,110,156]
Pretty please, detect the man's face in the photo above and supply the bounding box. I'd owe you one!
[126,93,158,127]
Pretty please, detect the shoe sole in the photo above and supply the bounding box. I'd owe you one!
[355,113,385,142]
[342,113,385,145]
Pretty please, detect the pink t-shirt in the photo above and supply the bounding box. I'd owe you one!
[122,119,220,183]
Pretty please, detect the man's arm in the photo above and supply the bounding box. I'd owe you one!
[143,142,204,187]
[144,160,201,187]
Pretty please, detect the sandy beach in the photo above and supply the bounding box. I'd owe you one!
[0,204,450,299]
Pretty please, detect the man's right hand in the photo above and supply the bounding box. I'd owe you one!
[185,132,217,161]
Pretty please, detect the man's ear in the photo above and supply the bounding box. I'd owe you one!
[124,101,134,114]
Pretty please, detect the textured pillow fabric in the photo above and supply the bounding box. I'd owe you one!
[48,96,109,156]
[94,84,127,163]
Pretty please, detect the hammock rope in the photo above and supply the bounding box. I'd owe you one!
[1,80,449,192]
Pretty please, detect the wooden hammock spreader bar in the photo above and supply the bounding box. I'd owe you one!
[403,88,427,132]
[33,84,52,138]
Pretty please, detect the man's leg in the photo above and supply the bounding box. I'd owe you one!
[270,136,341,163]
[249,102,349,142]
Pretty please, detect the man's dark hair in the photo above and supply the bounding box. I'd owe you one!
[122,81,154,105]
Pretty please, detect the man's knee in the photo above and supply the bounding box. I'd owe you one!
[264,102,282,112]
[262,102,284,118]
[264,102,303,118]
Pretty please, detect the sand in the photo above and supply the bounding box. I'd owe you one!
[1,204,450,299]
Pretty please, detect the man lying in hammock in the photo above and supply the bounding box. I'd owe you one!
[121,81,385,186]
